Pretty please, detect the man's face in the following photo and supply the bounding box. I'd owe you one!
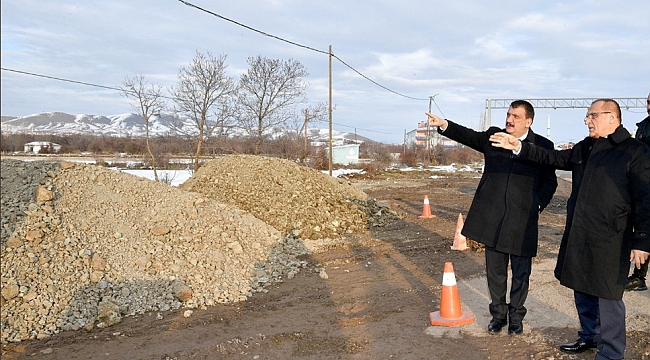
[505,106,532,138]
[585,101,616,138]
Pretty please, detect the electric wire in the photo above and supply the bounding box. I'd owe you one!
[1,67,175,100]
[4,0,447,137]
[176,0,432,102]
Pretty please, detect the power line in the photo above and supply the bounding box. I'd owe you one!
[331,121,397,135]
[2,67,123,92]
[176,0,431,102]
[1,67,175,100]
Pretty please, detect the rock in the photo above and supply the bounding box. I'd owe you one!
[59,161,75,170]
[171,281,193,302]
[319,269,329,279]
[97,301,122,327]
[2,285,19,301]
[35,186,54,204]
[6,236,23,249]
[151,226,170,236]
[91,254,106,271]
[25,230,43,241]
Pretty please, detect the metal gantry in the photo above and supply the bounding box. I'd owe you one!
[485,97,646,126]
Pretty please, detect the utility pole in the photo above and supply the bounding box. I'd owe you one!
[427,97,432,153]
[328,45,333,176]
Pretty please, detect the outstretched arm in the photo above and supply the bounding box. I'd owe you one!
[489,132,522,152]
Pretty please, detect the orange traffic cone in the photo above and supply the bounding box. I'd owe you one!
[451,213,468,250]
[418,195,437,219]
[429,262,475,327]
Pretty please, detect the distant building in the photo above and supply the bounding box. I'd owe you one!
[23,141,62,154]
[325,144,360,165]
[405,121,457,148]
[555,142,575,150]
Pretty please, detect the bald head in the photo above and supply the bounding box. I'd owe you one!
[585,99,621,138]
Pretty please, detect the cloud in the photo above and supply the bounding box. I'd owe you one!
[2,0,648,144]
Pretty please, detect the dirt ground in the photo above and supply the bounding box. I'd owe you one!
[2,170,649,360]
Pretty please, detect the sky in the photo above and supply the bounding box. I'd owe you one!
[1,0,649,144]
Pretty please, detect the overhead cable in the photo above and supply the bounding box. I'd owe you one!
[1,67,174,100]
[176,0,430,101]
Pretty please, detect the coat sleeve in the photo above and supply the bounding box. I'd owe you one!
[438,120,491,153]
[537,166,557,212]
[534,137,558,212]
[519,141,573,170]
[631,144,650,252]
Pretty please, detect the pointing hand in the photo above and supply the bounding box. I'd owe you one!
[425,112,447,128]
[489,133,521,152]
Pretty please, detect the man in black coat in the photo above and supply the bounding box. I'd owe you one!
[625,92,650,291]
[490,99,650,360]
[426,100,558,335]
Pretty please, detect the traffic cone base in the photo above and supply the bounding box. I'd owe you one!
[429,262,475,327]
[451,213,468,250]
[418,195,437,219]
[429,308,475,327]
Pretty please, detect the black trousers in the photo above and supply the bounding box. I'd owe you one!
[485,247,532,323]
[574,291,626,360]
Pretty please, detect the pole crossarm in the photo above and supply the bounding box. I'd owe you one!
[486,97,646,110]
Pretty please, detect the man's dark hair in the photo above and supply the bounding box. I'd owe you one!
[593,99,622,121]
[510,100,535,121]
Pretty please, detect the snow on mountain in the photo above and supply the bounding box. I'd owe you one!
[1,112,372,145]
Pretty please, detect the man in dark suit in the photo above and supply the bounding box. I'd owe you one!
[426,100,557,335]
[490,99,650,360]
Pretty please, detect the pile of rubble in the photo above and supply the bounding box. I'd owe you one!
[0,157,399,344]
[181,155,373,239]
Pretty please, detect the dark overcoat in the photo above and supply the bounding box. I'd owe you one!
[636,115,650,146]
[519,125,650,300]
[439,121,557,257]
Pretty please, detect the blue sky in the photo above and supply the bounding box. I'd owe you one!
[2,0,648,144]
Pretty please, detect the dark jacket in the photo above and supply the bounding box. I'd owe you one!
[636,115,650,146]
[439,121,557,257]
[519,125,650,300]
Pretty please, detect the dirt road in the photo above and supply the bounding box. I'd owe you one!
[3,170,649,359]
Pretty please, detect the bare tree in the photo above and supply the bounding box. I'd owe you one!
[236,56,308,155]
[171,51,237,172]
[297,103,328,162]
[121,74,166,181]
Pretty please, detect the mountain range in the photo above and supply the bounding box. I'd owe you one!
[1,112,374,146]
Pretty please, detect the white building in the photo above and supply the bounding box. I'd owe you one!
[23,141,62,154]
[325,144,360,165]
[405,121,458,148]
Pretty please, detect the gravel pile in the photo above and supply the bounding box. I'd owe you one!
[0,160,308,343]
[1,156,399,344]
[180,155,372,239]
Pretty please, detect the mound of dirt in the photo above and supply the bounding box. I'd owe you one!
[180,155,371,240]
[0,160,308,344]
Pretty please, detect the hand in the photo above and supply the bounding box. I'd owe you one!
[425,112,448,128]
[489,132,522,152]
[630,249,649,269]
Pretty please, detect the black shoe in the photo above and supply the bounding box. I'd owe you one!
[625,276,648,291]
[487,318,506,334]
[559,339,597,354]
[508,321,523,335]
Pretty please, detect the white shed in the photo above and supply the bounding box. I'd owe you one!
[23,141,62,154]
[325,144,360,165]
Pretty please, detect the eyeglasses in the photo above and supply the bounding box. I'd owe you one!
[584,111,611,120]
